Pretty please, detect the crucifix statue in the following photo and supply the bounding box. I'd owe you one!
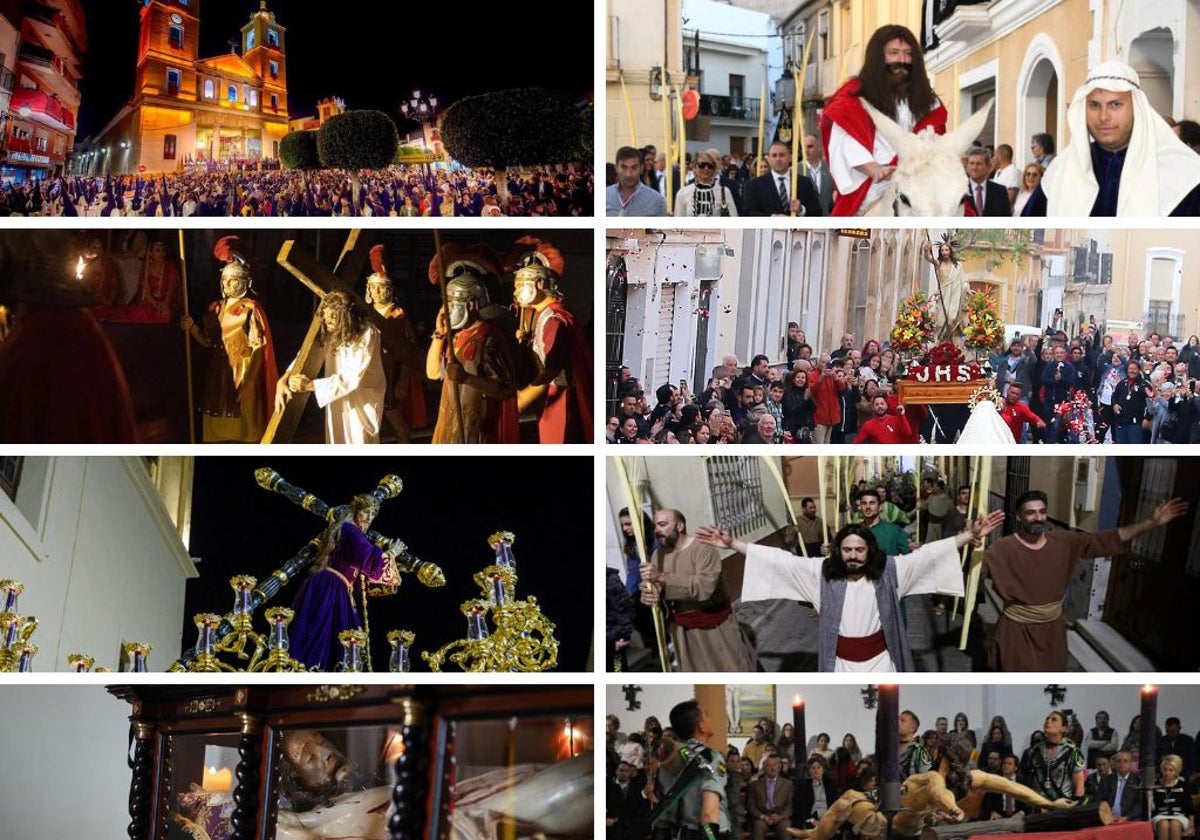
[169,468,445,672]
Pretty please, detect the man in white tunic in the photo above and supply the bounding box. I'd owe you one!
[695,510,1004,672]
[276,289,386,444]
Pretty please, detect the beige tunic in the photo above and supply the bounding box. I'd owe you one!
[659,539,757,672]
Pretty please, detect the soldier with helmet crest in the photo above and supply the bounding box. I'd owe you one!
[509,236,593,443]
[181,235,278,442]
[364,244,426,442]
[425,244,518,444]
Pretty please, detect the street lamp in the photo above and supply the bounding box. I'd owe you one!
[399,89,438,123]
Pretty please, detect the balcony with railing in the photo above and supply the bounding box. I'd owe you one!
[1144,310,1185,337]
[697,94,761,122]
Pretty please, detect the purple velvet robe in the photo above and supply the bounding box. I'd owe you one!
[290,522,387,670]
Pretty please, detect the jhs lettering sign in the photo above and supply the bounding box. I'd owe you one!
[910,364,975,383]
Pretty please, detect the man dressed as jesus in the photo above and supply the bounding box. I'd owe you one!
[695,510,1005,672]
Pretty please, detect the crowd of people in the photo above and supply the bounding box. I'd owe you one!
[0,164,593,218]
[607,492,1186,673]
[608,324,1200,445]
[607,704,1199,840]
[606,24,1200,217]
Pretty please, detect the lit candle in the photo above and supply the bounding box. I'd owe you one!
[75,256,85,281]
[1139,685,1158,783]
[876,684,901,814]
[202,765,233,792]
[792,695,806,765]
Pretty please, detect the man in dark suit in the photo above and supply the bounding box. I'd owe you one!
[743,141,823,216]
[1159,717,1195,778]
[965,147,1012,216]
[607,760,651,840]
[750,756,794,840]
[1097,751,1144,821]
[794,756,838,829]
[802,135,835,215]
[981,755,1031,819]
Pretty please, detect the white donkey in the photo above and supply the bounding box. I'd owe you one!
[859,99,994,216]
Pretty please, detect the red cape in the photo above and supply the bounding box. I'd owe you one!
[454,319,520,444]
[537,301,594,443]
[382,306,429,429]
[820,77,948,216]
[209,297,279,431]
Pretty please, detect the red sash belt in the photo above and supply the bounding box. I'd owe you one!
[836,629,887,661]
[673,603,732,630]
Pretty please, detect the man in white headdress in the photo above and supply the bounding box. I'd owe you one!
[1022,60,1200,216]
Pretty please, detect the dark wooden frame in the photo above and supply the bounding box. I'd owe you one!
[109,684,592,840]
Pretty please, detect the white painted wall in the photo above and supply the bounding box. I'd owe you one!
[606,683,1200,756]
[0,457,197,671]
[605,456,793,574]
[0,685,131,836]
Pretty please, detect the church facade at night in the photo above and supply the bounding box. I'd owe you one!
[78,0,289,175]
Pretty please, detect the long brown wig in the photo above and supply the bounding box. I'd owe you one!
[857,25,938,122]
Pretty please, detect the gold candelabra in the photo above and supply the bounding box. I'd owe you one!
[252,608,306,672]
[422,532,558,672]
[337,629,368,672]
[123,642,152,672]
[0,579,37,672]
[387,629,415,672]
[214,575,263,662]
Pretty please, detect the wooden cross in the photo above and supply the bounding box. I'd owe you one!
[261,229,395,443]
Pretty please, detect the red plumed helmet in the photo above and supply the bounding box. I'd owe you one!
[369,244,387,278]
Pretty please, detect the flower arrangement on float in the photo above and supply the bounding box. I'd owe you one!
[890,290,936,354]
[962,291,1006,356]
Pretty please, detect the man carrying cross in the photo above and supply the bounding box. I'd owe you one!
[275,289,387,444]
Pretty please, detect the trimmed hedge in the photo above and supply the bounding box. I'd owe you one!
[440,87,582,168]
[278,130,320,170]
[317,110,399,171]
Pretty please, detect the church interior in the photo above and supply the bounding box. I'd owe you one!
[606,682,1200,838]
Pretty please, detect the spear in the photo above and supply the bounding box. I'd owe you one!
[433,228,467,444]
[178,229,195,443]
[613,456,671,672]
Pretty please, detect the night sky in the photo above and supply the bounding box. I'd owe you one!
[76,1,593,138]
[185,456,594,672]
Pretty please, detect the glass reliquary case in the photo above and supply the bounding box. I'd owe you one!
[108,684,593,840]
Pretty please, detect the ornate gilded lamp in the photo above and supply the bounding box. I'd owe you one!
[0,579,37,673]
[422,532,558,672]
[190,613,231,672]
[214,575,263,663]
[387,630,415,672]
[123,642,152,673]
[251,608,305,672]
[337,629,368,672]
[68,653,95,673]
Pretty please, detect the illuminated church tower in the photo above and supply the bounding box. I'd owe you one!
[241,1,289,120]
[135,0,200,103]
[81,0,290,175]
